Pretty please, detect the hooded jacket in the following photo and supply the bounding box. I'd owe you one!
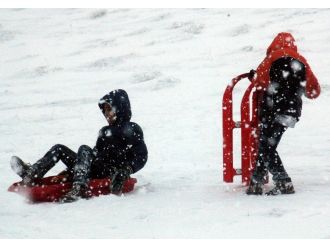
[92,89,148,176]
[252,32,320,99]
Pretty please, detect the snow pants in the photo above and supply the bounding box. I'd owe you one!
[30,144,94,187]
[251,121,292,184]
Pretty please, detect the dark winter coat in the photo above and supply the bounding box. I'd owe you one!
[258,56,306,124]
[253,32,321,127]
[91,89,148,177]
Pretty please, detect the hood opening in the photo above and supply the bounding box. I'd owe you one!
[98,89,132,125]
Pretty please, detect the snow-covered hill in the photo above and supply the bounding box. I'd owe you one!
[1,8,330,238]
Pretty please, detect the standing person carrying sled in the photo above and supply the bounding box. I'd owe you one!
[246,32,320,195]
[11,89,148,202]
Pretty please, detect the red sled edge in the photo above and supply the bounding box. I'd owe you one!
[8,175,137,203]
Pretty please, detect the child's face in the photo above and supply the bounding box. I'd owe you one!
[103,104,117,125]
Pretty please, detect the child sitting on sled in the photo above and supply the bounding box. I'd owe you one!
[11,89,148,202]
[246,32,320,195]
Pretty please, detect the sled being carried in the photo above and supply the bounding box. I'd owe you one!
[8,174,137,203]
[222,73,261,185]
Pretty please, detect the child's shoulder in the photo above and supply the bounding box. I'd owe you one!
[121,122,144,139]
[98,125,112,137]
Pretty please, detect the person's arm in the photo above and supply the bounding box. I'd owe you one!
[110,122,148,194]
[123,122,148,173]
[305,68,321,99]
[92,126,108,156]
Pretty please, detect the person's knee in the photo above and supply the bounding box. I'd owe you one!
[78,145,93,158]
[78,145,92,152]
[50,144,65,153]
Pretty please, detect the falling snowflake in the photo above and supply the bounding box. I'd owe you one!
[282,70,290,78]
[291,60,303,72]
[105,129,112,137]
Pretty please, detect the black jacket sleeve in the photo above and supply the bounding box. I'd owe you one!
[121,122,148,173]
[92,126,108,157]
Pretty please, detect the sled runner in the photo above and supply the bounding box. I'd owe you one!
[222,73,261,185]
[8,175,137,203]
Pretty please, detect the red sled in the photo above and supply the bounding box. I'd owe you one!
[8,175,137,203]
[222,73,261,185]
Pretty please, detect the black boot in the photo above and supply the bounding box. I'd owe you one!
[10,156,31,178]
[266,180,295,196]
[10,156,39,186]
[60,183,91,203]
[246,179,263,195]
[60,145,94,203]
[21,155,57,185]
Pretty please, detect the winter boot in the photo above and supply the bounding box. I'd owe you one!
[10,156,31,178]
[266,180,295,196]
[246,179,263,195]
[21,157,57,186]
[60,183,91,203]
[10,156,38,186]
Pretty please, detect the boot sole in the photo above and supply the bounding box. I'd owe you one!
[266,190,295,196]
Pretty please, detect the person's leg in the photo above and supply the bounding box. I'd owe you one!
[250,125,271,184]
[267,150,290,182]
[261,122,295,195]
[247,120,273,194]
[49,144,77,169]
[11,144,77,179]
[72,145,94,186]
[29,144,77,179]
[247,121,288,194]
[60,145,95,203]
[261,123,289,179]
[12,144,77,185]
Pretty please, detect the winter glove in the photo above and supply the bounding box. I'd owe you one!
[248,69,256,81]
[110,165,133,195]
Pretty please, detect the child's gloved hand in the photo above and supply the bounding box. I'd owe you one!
[110,166,133,195]
[248,69,256,81]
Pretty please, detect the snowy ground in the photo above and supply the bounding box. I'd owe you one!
[1,8,330,238]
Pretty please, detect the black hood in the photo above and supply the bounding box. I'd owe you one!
[98,89,132,124]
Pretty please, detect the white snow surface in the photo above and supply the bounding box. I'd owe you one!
[1,9,330,238]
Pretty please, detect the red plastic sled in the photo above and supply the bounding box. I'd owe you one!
[8,175,137,203]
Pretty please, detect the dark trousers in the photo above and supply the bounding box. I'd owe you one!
[30,144,94,187]
[251,121,291,184]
